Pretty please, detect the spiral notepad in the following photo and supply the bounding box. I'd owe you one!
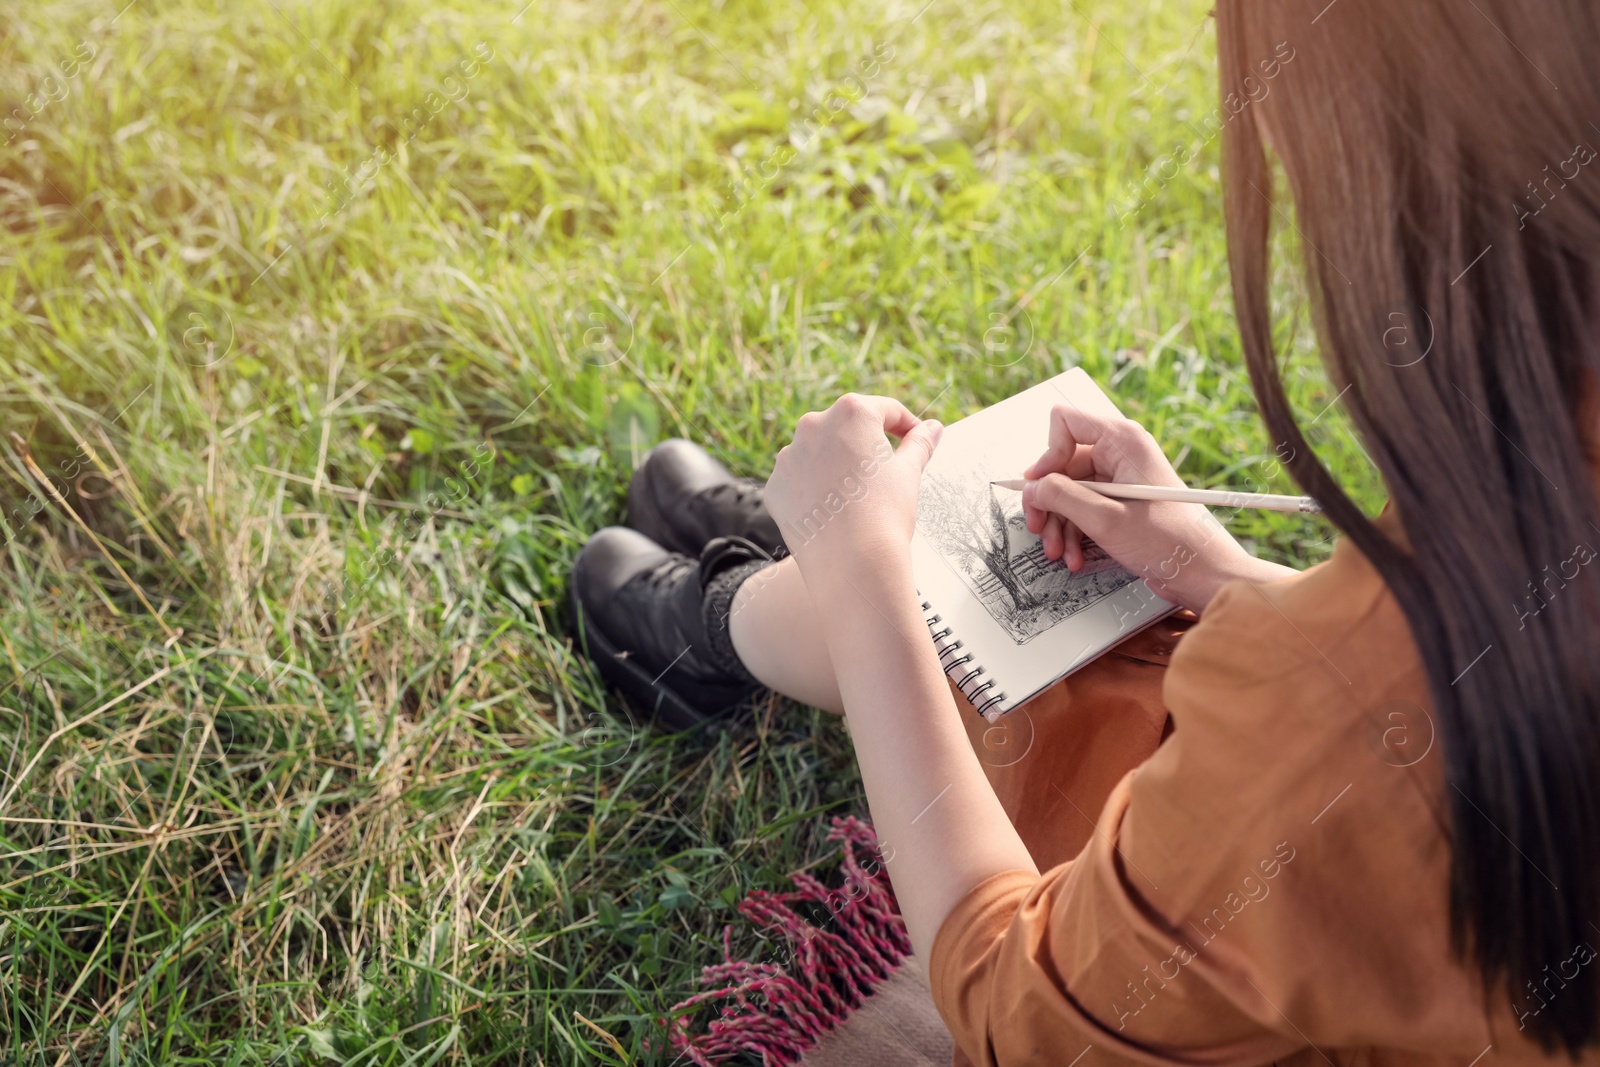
[911,369,1178,722]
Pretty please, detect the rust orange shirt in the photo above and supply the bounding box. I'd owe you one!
[930,516,1587,1065]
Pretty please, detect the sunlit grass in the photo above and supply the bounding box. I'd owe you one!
[0,0,1376,1061]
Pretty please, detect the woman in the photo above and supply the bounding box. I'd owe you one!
[570,0,1600,1061]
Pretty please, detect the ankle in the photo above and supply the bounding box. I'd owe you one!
[701,557,772,685]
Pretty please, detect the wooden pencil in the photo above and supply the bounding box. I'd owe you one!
[989,479,1321,514]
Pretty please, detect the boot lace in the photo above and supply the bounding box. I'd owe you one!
[698,479,763,509]
[636,555,695,593]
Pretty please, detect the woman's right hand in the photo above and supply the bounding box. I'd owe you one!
[1021,403,1287,613]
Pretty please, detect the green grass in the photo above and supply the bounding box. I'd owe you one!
[0,0,1380,1062]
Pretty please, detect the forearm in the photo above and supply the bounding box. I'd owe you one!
[803,552,1038,960]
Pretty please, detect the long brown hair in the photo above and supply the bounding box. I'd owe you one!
[1216,0,1600,1051]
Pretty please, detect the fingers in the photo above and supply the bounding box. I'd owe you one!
[1040,512,1063,559]
[1024,472,1122,531]
[1063,519,1084,572]
[1025,450,1086,539]
[895,418,943,470]
[846,394,920,438]
[1025,500,1047,535]
[829,393,946,470]
[1034,506,1086,572]
[1024,403,1111,480]
[1025,403,1174,487]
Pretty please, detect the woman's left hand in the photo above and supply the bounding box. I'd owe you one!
[764,393,943,573]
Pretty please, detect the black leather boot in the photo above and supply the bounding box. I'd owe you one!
[569,527,774,728]
[627,439,787,558]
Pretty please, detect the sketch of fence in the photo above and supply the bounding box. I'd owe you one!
[1011,542,1064,583]
[963,545,1071,594]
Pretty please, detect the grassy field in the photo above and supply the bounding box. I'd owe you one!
[0,0,1380,1062]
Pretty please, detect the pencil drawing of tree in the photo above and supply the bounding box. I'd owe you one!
[980,488,1040,612]
[920,475,1040,614]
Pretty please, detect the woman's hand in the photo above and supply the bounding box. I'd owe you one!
[1022,403,1290,613]
[764,393,943,574]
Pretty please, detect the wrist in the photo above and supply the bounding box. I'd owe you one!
[794,538,920,644]
[793,531,914,589]
[1157,545,1294,614]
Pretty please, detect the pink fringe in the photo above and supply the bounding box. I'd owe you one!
[663,816,912,1066]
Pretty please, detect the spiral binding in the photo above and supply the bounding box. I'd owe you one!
[920,599,1007,718]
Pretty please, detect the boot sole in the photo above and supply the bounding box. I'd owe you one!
[568,579,717,732]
